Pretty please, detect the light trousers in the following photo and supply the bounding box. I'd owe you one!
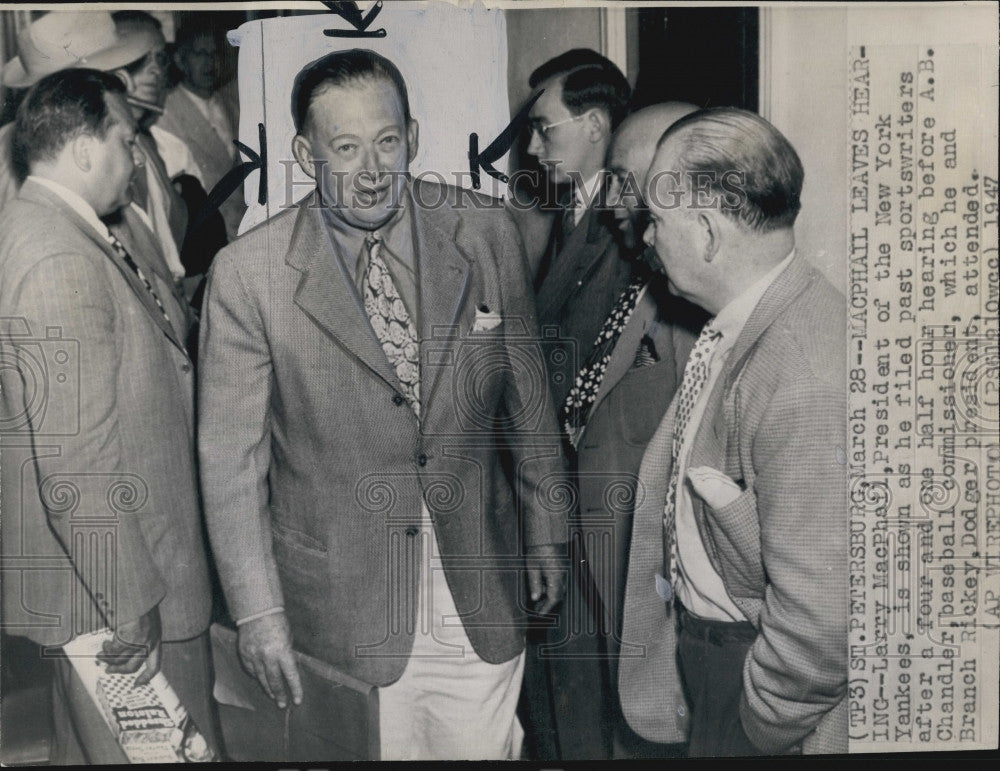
[378,506,525,760]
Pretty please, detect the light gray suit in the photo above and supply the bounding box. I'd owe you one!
[619,255,848,754]
[157,86,245,239]
[198,179,568,688]
[0,179,216,760]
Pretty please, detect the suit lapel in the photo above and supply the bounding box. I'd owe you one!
[287,196,402,391]
[136,132,187,249]
[169,89,232,171]
[19,180,187,354]
[686,256,815,522]
[536,204,614,319]
[411,181,471,411]
[586,285,654,420]
[722,256,814,391]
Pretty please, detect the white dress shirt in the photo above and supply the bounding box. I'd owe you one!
[673,249,796,621]
[150,124,206,187]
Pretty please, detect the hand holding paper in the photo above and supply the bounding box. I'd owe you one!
[97,605,162,685]
[238,612,303,709]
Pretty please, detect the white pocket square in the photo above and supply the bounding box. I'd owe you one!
[472,305,503,332]
[687,466,743,509]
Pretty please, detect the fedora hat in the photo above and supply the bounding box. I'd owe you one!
[2,11,160,88]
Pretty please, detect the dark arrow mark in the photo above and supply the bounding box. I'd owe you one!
[322,0,387,38]
[192,122,268,234]
[468,89,544,190]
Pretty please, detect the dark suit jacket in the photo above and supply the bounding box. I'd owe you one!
[575,277,701,664]
[197,179,568,688]
[619,255,848,753]
[0,179,212,647]
[534,201,632,407]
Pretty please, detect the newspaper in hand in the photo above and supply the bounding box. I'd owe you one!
[62,629,217,763]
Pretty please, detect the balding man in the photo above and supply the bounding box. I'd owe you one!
[545,104,707,759]
[619,107,847,756]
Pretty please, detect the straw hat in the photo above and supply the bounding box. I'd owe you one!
[2,11,159,88]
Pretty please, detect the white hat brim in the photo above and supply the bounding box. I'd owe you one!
[2,27,158,89]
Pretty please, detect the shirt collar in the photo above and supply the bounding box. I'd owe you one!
[319,185,411,265]
[711,249,796,349]
[572,171,604,217]
[27,175,111,241]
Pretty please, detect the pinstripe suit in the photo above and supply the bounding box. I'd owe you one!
[618,255,848,754]
[0,179,216,760]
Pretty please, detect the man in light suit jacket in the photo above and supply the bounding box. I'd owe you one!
[619,107,847,756]
[197,49,567,761]
[0,69,216,763]
[157,22,245,240]
[0,11,193,332]
[548,103,707,759]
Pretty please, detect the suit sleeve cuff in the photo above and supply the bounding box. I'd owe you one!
[235,607,284,626]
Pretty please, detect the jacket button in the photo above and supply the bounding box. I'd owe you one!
[181,363,191,373]
[392,394,405,405]
[405,526,419,537]
[417,454,428,467]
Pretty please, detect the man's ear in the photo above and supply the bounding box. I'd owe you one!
[69,133,94,173]
[291,133,316,180]
[698,211,721,262]
[406,119,419,164]
[586,109,611,143]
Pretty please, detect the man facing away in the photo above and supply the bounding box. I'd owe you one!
[549,102,707,759]
[618,107,847,756]
[0,68,217,764]
[197,49,568,760]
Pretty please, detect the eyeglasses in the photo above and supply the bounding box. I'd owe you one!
[526,111,590,141]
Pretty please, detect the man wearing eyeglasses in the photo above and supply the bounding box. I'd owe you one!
[518,48,633,760]
[524,49,633,410]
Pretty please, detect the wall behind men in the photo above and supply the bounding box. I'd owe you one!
[761,4,998,294]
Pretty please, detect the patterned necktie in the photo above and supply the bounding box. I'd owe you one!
[662,320,723,596]
[107,233,172,326]
[363,231,420,416]
[561,277,646,445]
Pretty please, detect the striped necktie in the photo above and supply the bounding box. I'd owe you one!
[661,320,722,598]
[107,233,172,326]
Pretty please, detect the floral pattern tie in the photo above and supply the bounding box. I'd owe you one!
[661,320,723,598]
[363,231,420,416]
[560,276,646,446]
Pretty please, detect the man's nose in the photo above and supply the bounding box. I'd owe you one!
[607,177,622,209]
[526,129,543,158]
[642,221,655,247]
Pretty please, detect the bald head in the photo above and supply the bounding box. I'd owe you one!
[611,102,699,183]
[607,101,698,249]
